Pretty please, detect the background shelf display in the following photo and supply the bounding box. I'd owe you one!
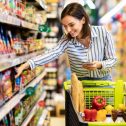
[0,0,51,125]
[0,14,40,31]
[0,50,44,72]
[28,0,47,10]
[0,14,20,26]
[46,67,57,72]
[37,108,49,126]
[21,20,39,30]
[0,0,66,125]
[21,91,47,126]
[0,70,46,121]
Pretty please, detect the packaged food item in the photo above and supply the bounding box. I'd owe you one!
[8,110,15,126]
[1,116,9,126]
[15,76,21,91]
[14,102,24,125]
[0,73,4,106]
[2,70,12,99]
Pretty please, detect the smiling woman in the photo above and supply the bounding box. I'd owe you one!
[15,2,117,81]
[61,15,85,38]
[61,2,91,40]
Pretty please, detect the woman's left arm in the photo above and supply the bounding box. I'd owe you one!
[83,26,117,71]
[100,26,117,69]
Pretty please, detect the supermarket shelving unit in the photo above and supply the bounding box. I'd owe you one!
[0,0,51,125]
[0,70,47,121]
[21,91,47,126]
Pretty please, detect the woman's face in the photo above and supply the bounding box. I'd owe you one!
[61,15,85,38]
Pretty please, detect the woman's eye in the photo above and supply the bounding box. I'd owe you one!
[70,24,74,27]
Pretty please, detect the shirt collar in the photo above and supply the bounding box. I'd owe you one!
[73,26,98,45]
[91,26,97,38]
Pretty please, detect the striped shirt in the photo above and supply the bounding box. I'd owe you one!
[27,26,117,78]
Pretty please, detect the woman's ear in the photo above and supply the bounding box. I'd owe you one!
[82,17,85,24]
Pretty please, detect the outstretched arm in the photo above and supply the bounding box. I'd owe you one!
[15,35,68,78]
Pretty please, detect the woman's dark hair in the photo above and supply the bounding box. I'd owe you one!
[61,2,91,39]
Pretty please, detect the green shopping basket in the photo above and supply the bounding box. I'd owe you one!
[64,80,126,126]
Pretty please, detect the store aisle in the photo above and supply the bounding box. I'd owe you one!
[50,117,65,126]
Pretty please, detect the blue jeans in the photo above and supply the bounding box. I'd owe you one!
[78,74,112,81]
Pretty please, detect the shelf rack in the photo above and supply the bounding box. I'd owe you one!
[0,70,47,121]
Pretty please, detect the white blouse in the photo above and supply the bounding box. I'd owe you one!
[27,26,117,78]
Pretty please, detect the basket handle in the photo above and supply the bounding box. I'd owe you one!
[96,82,113,86]
[81,80,115,86]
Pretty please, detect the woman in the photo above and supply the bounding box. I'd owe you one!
[15,3,117,81]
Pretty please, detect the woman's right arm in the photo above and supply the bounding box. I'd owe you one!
[15,35,68,78]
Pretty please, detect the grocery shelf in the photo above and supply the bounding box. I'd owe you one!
[28,0,47,10]
[37,108,48,126]
[47,13,58,19]
[0,14,20,26]
[0,50,44,72]
[0,70,46,121]
[0,13,39,30]
[44,85,56,90]
[46,67,57,72]
[21,91,47,126]
[0,91,24,121]
[45,43,57,49]
[21,69,46,89]
[21,20,39,30]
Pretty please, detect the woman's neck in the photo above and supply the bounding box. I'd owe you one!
[77,36,90,48]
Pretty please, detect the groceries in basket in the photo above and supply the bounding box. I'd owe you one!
[70,73,126,123]
[92,96,106,110]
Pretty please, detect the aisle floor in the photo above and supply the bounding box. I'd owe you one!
[50,117,65,126]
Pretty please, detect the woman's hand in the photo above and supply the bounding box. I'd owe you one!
[83,61,102,71]
[15,62,30,78]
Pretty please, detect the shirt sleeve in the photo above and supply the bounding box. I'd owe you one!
[27,35,68,69]
[100,26,117,70]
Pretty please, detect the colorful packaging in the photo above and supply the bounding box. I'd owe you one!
[2,69,12,99]
[0,73,4,106]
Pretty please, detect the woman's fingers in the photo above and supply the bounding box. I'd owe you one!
[15,67,22,78]
[15,72,20,78]
[83,63,97,70]
[15,63,29,78]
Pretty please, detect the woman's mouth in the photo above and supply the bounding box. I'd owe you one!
[70,32,76,37]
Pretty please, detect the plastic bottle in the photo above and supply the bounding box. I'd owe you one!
[104,114,114,123]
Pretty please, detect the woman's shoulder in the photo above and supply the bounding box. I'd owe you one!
[91,25,106,30]
[91,25,108,34]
